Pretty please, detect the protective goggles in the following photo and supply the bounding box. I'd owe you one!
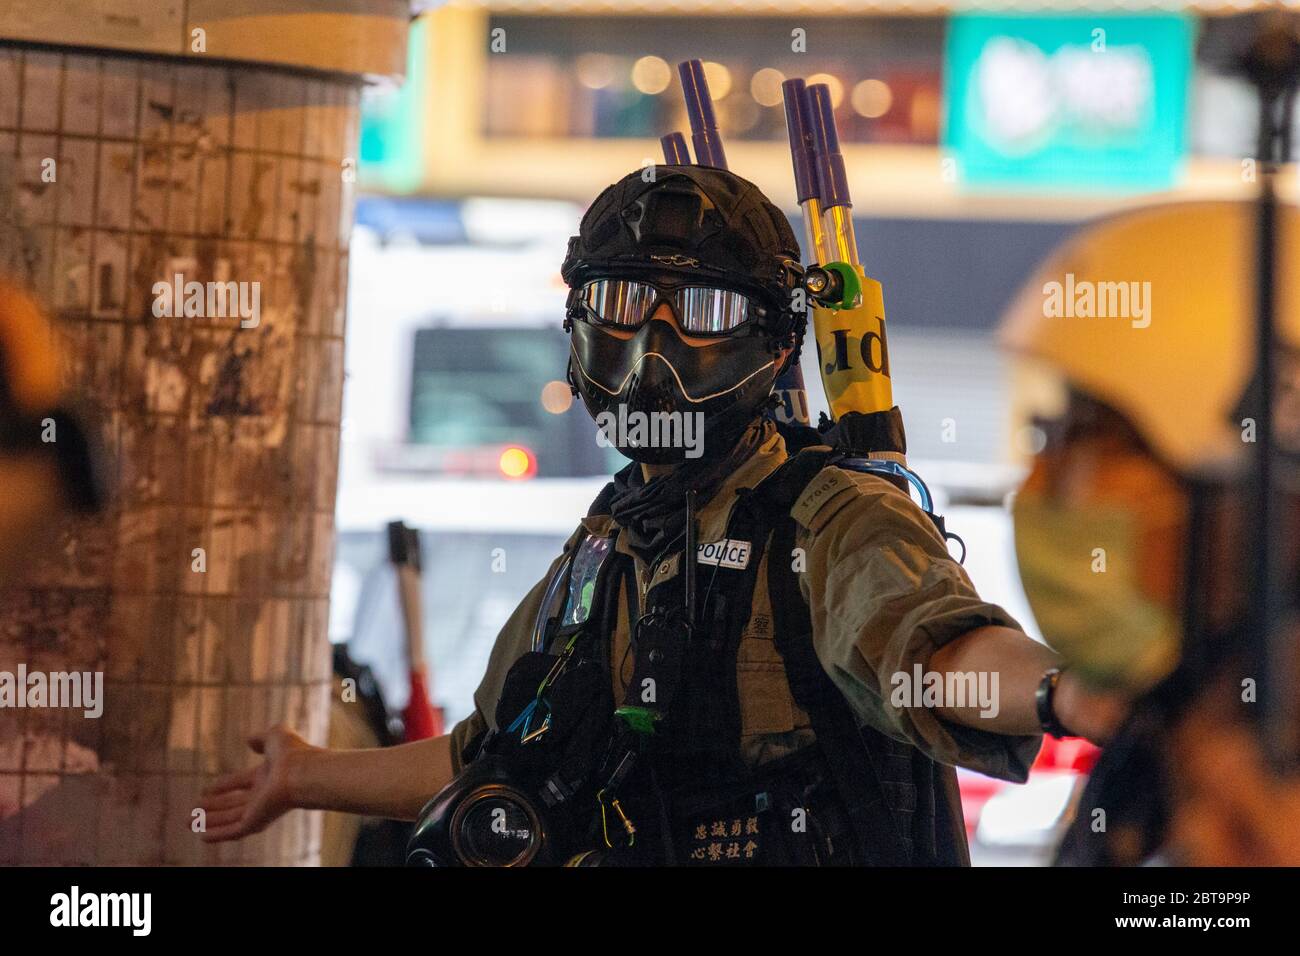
[572,278,756,336]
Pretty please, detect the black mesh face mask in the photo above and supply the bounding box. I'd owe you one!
[561,166,803,464]
[567,296,779,464]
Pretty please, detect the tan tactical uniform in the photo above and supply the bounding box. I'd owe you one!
[448,424,1041,783]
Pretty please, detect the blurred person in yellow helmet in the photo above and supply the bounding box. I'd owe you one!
[1000,199,1300,865]
[0,279,103,590]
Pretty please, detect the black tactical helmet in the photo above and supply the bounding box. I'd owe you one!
[561,165,804,339]
[560,167,806,464]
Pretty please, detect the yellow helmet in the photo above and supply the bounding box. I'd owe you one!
[0,279,63,417]
[1000,200,1300,478]
[0,279,102,513]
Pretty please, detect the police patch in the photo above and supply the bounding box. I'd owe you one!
[697,538,752,570]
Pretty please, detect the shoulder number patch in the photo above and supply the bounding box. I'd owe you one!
[791,468,857,532]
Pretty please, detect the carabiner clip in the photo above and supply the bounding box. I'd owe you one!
[597,788,636,849]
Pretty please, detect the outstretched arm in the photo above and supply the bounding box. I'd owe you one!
[199,530,582,843]
[198,725,455,842]
[929,625,1127,743]
[927,624,1058,735]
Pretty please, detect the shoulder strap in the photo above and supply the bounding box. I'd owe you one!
[766,510,915,866]
[743,444,837,515]
[772,420,826,456]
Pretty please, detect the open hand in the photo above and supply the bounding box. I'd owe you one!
[198,724,316,843]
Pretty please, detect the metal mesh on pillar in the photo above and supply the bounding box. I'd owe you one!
[0,47,358,865]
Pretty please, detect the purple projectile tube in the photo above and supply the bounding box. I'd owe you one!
[660,131,691,165]
[782,78,819,204]
[677,59,728,170]
[807,83,851,209]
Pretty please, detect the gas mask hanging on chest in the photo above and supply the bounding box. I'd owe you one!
[562,166,805,464]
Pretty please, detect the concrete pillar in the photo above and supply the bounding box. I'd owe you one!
[0,3,408,864]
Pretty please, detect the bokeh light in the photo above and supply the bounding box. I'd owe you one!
[576,53,617,90]
[540,379,574,414]
[750,67,786,107]
[631,55,672,95]
[806,72,844,109]
[851,78,893,118]
[498,446,536,480]
[702,60,732,99]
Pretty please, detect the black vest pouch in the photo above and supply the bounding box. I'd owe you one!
[623,609,689,726]
[407,534,631,867]
[650,453,933,867]
[491,652,614,783]
[668,779,776,866]
[662,746,854,866]
[408,645,617,867]
[418,650,616,864]
[485,525,630,782]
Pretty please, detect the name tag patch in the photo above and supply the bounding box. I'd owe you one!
[697,538,752,570]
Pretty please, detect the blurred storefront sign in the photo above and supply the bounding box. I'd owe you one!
[397,5,1263,222]
[360,16,429,193]
[944,13,1193,191]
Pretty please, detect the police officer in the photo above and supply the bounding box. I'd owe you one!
[999,199,1300,865]
[201,167,1104,865]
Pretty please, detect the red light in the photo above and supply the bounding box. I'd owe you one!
[498,446,536,480]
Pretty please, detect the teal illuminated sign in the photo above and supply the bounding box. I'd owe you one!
[358,16,427,193]
[944,13,1194,191]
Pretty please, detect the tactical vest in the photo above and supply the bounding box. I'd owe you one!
[457,438,970,866]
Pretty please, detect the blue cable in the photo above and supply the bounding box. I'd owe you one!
[838,457,934,513]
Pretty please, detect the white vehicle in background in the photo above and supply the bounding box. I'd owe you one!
[331,196,617,725]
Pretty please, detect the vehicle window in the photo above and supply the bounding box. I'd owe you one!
[409,326,624,476]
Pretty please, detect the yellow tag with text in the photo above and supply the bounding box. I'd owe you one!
[812,268,893,419]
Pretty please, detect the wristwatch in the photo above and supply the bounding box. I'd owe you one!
[1036,667,1073,739]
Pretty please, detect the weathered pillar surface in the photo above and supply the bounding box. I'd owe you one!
[0,4,407,864]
